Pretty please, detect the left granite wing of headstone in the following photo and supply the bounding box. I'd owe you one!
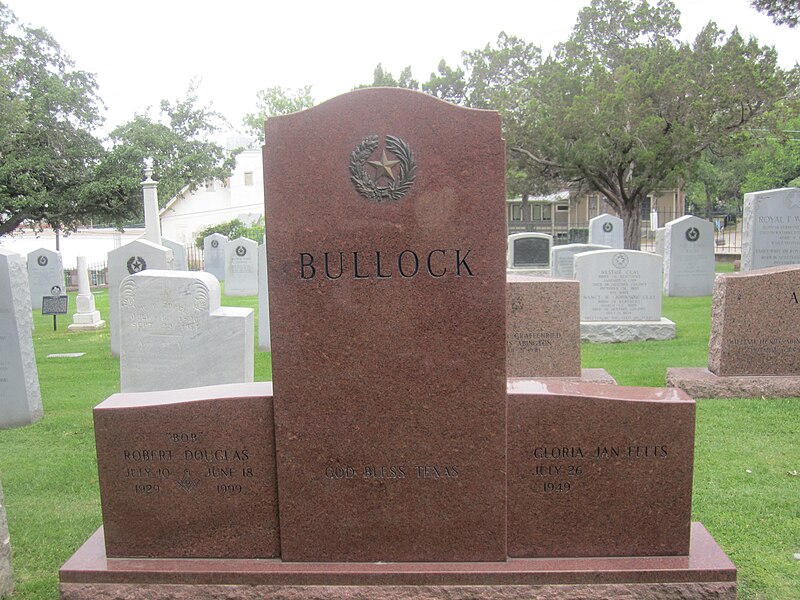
[119,270,253,393]
[94,382,279,558]
[1,249,43,429]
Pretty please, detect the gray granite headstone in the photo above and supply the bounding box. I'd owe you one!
[107,239,173,355]
[119,270,253,392]
[741,187,800,271]
[161,237,188,271]
[26,248,65,311]
[550,243,610,279]
[507,233,552,269]
[258,241,271,352]
[203,233,228,281]
[588,214,624,248]
[0,249,43,429]
[0,481,12,598]
[225,237,259,296]
[663,215,715,297]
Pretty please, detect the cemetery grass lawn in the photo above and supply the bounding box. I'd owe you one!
[0,286,797,599]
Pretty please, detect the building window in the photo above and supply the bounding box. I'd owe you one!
[556,204,569,212]
[509,204,522,221]
[244,171,254,186]
[542,205,552,221]
[641,196,652,220]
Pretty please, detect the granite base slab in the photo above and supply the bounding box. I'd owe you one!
[60,523,735,599]
[508,369,617,385]
[581,319,676,343]
[667,367,800,398]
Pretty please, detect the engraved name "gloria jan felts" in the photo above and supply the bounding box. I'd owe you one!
[299,249,475,280]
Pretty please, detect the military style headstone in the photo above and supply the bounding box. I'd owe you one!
[224,237,258,296]
[161,238,188,271]
[107,239,173,355]
[576,249,675,342]
[507,274,616,383]
[588,214,624,248]
[257,241,271,352]
[741,187,800,271]
[0,481,12,598]
[0,249,43,429]
[119,271,253,393]
[549,243,609,279]
[265,88,507,562]
[663,215,715,297]
[655,227,666,257]
[203,233,227,281]
[26,248,65,311]
[507,232,552,270]
[668,265,800,398]
[68,256,105,331]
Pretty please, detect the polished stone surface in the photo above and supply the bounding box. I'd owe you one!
[59,523,735,598]
[507,380,694,558]
[708,265,800,376]
[507,233,552,269]
[94,383,278,559]
[264,88,507,562]
[666,367,800,398]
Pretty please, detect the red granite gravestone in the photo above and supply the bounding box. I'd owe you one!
[264,88,507,562]
[93,383,279,559]
[507,380,695,558]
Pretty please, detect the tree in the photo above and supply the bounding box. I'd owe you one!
[84,82,236,227]
[509,0,790,248]
[356,63,420,90]
[0,4,106,237]
[750,0,799,27]
[193,217,264,248]
[243,85,315,143]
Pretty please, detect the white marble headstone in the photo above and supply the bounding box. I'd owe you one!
[26,248,65,310]
[663,215,715,297]
[107,239,173,355]
[655,227,666,257]
[225,237,259,296]
[588,214,624,248]
[119,270,254,393]
[203,233,228,281]
[741,187,800,271]
[161,237,188,271]
[575,249,663,321]
[550,244,610,279]
[0,249,43,429]
[507,233,553,269]
[258,241,271,352]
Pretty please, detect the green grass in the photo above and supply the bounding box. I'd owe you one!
[1,275,798,599]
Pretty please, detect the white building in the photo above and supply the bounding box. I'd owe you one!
[159,147,264,245]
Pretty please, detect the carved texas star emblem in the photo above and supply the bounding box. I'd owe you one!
[685,227,700,242]
[211,239,219,248]
[603,222,614,233]
[126,256,147,274]
[37,255,48,266]
[236,245,247,257]
[612,253,629,269]
[349,134,416,201]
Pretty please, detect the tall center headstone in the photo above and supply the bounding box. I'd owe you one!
[0,249,43,429]
[264,88,507,562]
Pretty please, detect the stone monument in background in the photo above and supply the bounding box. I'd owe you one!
[506,232,552,272]
[663,215,715,297]
[549,243,609,279]
[588,213,624,248]
[160,238,187,271]
[224,237,258,296]
[68,256,105,332]
[741,187,800,271]
[203,233,227,281]
[576,249,676,342]
[26,247,65,311]
[667,264,800,398]
[119,271,253,393]
[0,249,43,429]
[257,240,271,352]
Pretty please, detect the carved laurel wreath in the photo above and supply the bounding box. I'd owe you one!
[349,134,417,201]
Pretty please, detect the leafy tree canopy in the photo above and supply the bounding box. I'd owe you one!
[356,63,420,90]
[84,82,236,227]
[0,3,105,237]
[750,0,799,27]
[243,85,315,143]
[194,217,264,248]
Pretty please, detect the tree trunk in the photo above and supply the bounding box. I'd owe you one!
[620,202,642,250]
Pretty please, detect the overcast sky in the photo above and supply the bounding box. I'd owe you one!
[10,0,800,139]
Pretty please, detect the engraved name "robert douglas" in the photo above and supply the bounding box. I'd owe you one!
[299,249,475,280]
